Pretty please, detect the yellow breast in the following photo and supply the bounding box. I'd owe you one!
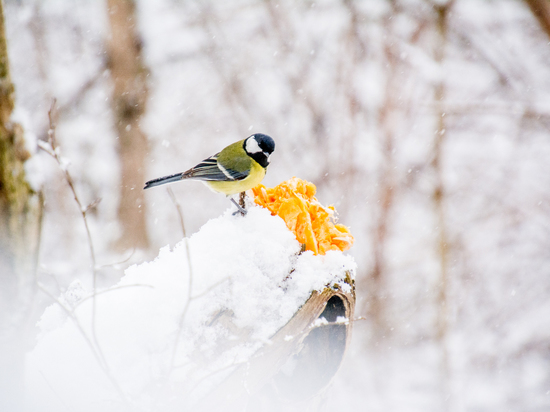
[205,161,266,195]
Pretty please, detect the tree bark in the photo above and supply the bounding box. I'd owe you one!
[0,0,42,409]
[198,275,355,411]
[106,0,150,251]
[432,2,452,409]
[525,0,550,39]
[367,4,399,339]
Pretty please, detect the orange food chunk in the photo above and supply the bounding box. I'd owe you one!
[252,177,354,255]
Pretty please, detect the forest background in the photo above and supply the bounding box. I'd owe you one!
[1,0,550,411]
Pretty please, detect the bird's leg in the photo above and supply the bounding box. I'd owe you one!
[239,191,246,210]
[230,197,247,216]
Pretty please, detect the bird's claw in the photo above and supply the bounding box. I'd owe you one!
[230,197,247,216]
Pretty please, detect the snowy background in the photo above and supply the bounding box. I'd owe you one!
[4,0,550,411]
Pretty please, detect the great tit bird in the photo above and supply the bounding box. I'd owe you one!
[144,133,275,214]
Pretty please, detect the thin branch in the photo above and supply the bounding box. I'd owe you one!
[165,187,194,374]
[40,100,130,404]
[57,65,106,118]
[167,187,187,239]
[73,284,155,309]
[39,371,72,412]
[45,101,101,350]
[190,276,229,300]
[92,248,136,272]
[186,359,246,397]
[37,283,129,405]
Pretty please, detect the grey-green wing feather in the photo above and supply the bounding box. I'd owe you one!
[182,152,250,181]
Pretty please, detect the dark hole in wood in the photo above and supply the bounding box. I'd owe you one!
[272,295,348,402]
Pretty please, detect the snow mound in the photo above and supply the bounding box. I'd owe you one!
[26,205,356,412]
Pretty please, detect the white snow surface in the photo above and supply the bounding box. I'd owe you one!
[26,205,356,412]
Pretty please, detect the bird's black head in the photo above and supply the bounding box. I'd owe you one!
[244,133,275,168]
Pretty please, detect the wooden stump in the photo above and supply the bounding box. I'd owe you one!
[198,272,355,411]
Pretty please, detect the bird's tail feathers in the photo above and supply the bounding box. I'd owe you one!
[144,172,184,189]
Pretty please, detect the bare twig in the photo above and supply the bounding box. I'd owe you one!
[148,187,198,408]
[186,359,247,397]
[190,276,229,300]
[165,187,194,372]
[45,101,100,348]
[73,284,155,309]
[57,66,106,118]
[158,189,241,405]
[37,283,129,404]
[40,100,129,404]
[166,187,187,239]
[95,248,136,270]
[39,371,71,412]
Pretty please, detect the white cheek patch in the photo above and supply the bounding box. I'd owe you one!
[245,137,262,154]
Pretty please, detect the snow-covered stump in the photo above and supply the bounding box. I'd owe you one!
[25,205,356,412]
[199,272,355,411]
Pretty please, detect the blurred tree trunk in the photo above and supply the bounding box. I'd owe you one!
[367,6,399,339]
[106,0,150,251]
[0,1,42,409]
[525,0,550,38]
[432,2,452,409]
[433,3,450,347]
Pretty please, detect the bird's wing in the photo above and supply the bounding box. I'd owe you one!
[181,153,249,181]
